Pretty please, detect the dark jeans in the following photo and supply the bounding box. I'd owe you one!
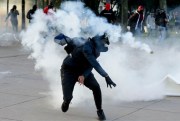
[61,65,102,110]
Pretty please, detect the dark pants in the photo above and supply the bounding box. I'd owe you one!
[61,65,102,110]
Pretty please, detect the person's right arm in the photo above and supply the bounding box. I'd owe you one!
[5,12,11,21]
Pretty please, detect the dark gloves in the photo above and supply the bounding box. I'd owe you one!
[105,76,116,88]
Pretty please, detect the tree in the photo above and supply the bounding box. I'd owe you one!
[159,0,167,11]
[82,0,101,15]
[54,0,62,8]
[35,0,37,5]
[121,0,128,30]
[6,0,9,29]
[22,0,26,29]
[42,0,45,8]
[7,0,9,15]
[46,0,49,5]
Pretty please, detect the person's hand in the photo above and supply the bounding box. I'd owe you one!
[78,75,85,86]
[105,76,116,88]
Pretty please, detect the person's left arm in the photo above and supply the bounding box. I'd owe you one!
[83,44,108,77]
[82,44,116,88]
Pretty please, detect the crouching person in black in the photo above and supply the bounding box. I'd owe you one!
[54,33,116,120]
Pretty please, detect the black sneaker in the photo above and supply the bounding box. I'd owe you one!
[61,101,70,112]
[97,109,106,120]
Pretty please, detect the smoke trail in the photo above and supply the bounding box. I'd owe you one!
[20,1,174,108]
[121,32,153,53]
[0,33,19,46]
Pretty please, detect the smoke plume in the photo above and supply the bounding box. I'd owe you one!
[20,1,180,108]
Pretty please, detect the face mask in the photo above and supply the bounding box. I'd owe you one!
[97,42,108,52]
[92,35,109,52]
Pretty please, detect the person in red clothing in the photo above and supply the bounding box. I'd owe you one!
[100,3,115,24]
[43,2,54,14]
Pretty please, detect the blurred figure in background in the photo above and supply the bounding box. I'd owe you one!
[155,8,168,41]
[5,5,19,32]
[43,2,54,15]
[146,12,156,37]
[127,5,145,37]
[100,3,115,24]
[26,5,37,23]
[174,11,180,34]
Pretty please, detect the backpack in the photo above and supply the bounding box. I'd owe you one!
[26,10,31,19]
[54,33,82,55]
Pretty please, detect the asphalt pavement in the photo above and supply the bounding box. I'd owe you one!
[0,43,180,121]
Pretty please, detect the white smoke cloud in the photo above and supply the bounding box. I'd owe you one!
[20,1,180,109]
[0,33,19,46]
[121,32,153,53]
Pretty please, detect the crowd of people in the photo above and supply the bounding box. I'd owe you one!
[4,2,53,32]
[98,2,180,42]
[5,2,180,42]
[127,5,180,41]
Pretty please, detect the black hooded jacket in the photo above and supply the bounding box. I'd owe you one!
[62,39,108,78]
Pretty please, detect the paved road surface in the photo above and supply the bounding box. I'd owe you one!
[0,44,180,121]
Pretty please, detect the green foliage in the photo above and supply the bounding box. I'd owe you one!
[54,0,61,8]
